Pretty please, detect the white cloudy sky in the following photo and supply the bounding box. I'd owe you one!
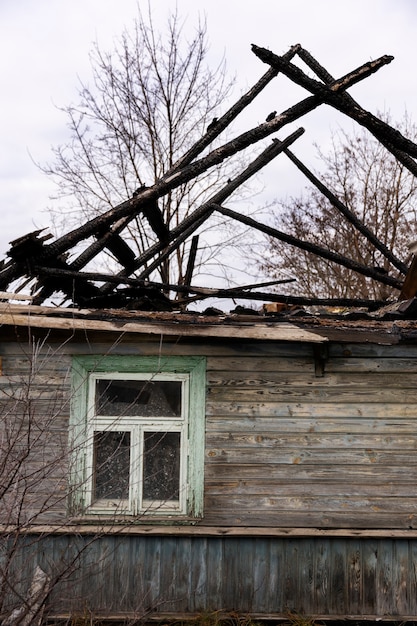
[1,0,417,260]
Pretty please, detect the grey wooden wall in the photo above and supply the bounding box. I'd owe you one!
[204,340,417,528]
[2,331,417,620]
[1,333,417,528]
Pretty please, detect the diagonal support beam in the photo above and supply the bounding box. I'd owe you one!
[213,203,403,290]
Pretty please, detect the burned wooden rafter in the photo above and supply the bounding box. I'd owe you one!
[31,264,295,308]
[39,52,301,278]
[0,230,103,305]
[170,44,301,173]
[32,264,383,309]
[213,204,403,290]
[399,241,417,300]
[294,45,417,181]
[95,227,137,272]
[0,43,390,306]
[0,230,53,291]
[1,42,416,311]
[69,215,136,272]
[275,142,408,274]
[7,229,54,260]
[100,127,305,291]
[31,49,384,267]
[29,253,103,306]
[252,45,417,165]
[178,235,199,304]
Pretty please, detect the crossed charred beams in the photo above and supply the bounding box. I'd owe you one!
[1,42,417,313]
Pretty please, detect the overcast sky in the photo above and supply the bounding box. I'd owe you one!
[1,0,417,261]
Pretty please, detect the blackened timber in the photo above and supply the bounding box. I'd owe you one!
[183,278,297,305]
[31,266,383,308]
[126,128,305,284]
[96,229,136,271]
[213,204,403,290]
[67,215,132,272]
[140,198,169,245]
[42,49,381,263]
[295,45,417,181]
[31,258,103,306]
[183,290,384,308]
[2,228,101,305]
[60,198,167,279]
[278,144,407,274]
[252,45,417,161]
[7,229,53,261]
[0,262,29,291]
[179,236,199,302]
[31,266,293,302]
[295,46,335,84]
[251,45,394,99]
[137,213,208,282]
[170,44,301,173]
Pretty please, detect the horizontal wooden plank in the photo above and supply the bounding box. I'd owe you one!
[0,339,315,358]
[207,370,417,389]
[206,416,417,434]
[207,385,416,403]
[205,463,417,482]
[1,354,72,372]
[0,311,326,342]
[325,357,417,373]
[206,431,417,449]
[206,400,417,418]
[329,342,417,358]
[204,494,417,513]
[5,525,417,538]
[204,480,417,497]
[205,447,417,465]
[0,385,69,400]
[201,509,417,528]
[207,356,314,372]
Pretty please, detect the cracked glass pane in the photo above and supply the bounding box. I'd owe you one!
[143,431,181,502]
[93,431,131,500]
[96,379,182,416]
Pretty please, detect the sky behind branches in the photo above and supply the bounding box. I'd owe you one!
[1,0,417,261]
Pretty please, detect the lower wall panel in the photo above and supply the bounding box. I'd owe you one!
[3,534,417,620]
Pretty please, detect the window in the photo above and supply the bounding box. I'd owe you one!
[70,356,206,519]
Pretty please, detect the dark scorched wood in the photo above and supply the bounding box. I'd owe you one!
[0,42,415,313]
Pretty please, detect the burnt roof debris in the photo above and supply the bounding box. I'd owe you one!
[1,44,417,318]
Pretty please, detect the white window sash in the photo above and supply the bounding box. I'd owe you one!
[84,372,189,516]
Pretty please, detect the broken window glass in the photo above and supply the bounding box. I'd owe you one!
[95,379,182,417]
[93,431,131,500]
[143,431,181,503]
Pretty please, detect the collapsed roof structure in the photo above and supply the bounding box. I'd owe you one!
[1,43,417,315]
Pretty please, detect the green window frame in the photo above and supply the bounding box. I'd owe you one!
[70,356,206,520]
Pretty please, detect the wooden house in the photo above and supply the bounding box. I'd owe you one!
[2,42,417,624]
[2,302,417,622]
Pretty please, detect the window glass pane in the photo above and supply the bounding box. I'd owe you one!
[93,431,130,500]
[143,432,181,502]
[96,379,182,416]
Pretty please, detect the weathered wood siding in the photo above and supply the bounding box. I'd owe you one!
[1,335,417,527]
[204,341,417,528]
[5,533,417,620]
[2,332,417,619]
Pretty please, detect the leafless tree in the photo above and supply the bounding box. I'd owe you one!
[0,333,71,623]
[0,330,201,623]
[257,114,417,300]
[40,6,247,288]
